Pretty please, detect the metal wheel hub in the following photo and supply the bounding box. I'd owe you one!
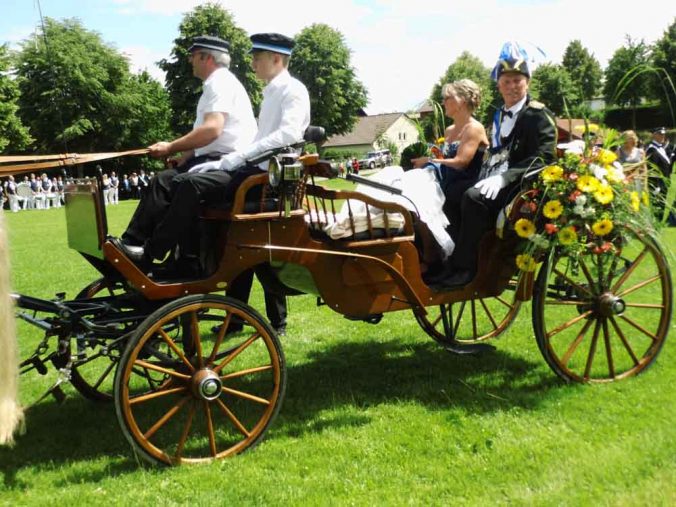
[191,369,223,401]
[597,292,626,317]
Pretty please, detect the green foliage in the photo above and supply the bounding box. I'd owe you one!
[648,18,676,102]
[0,44,32,152]
[562,40,603,101]
[400,141,429,170]
[159,2,261,134]
[289,24,368,139]
[604,36,651,108]
[530,63,581,116]
[429,51,493,123]
[14,18,172,156]
[322,148,362,161]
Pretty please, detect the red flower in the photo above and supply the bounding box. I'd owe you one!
[568,172,579,181]
[568,190,582,202]
[544,223,559,235]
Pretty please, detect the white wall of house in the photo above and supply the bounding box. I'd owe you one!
[379,116,420,153]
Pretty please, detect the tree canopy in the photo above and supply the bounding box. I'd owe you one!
[289,23,368,140]
[159,3,261,135]
[14,17,171,158]
[530,63,580,116]
[648,17,676,107]
[603,36,651,108]
[0,44,32,152]
[562,40,602,102]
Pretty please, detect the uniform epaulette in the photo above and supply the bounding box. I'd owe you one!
[529,100,545,110]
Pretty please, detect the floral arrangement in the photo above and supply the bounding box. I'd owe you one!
[512,144,653,272]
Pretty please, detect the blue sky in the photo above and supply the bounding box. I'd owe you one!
[2,0,674,114]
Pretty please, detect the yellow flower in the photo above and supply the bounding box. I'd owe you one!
[592,218,614,236]
[593,184,614,204]
[642,191,650,206]
[541,165,564,183]
[558,226,578,245]
[515,218,536,238]
[597,149,617,166]
[577,175,600,193]
[436,137,446,145]
[630,191,640,212]
[543,200,563,219]
[516,253,537,272]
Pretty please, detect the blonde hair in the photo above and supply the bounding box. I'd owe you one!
[622,130,638,144]
[442,79,482,112]
[0,210,23,445]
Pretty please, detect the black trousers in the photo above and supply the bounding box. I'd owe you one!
[226,268,287,329]
[449,184,517,272]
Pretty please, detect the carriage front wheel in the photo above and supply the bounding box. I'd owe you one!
[114,295,286,465]
[532,227,672,383]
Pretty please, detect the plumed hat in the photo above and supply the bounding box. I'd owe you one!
[491,41,545,81]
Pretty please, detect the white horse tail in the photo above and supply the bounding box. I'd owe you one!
[0,209,23,445]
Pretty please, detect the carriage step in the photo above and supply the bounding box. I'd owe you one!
[443,342,495,356]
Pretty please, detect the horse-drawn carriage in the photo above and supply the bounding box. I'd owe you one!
[9,133,672,465]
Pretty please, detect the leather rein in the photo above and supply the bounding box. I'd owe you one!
[0,149,150,176]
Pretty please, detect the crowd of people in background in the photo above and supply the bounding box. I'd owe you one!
[0,170,156,212]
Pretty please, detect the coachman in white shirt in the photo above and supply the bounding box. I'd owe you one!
[116,35,257,274]
[189,32,311,336]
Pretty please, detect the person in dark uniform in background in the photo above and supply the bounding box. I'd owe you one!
[429,41,557,289]
[645,127,675,223]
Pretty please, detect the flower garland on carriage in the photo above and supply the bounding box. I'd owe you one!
[511,132,656,274]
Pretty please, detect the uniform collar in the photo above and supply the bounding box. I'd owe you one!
[264,69,291,94]
[504,95,528,116]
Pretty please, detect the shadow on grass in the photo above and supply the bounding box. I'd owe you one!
[1,336,564,482]
[276,338,564,439]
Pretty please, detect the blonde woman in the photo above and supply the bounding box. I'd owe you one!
[617,130,647,189]
[0,209,23,445]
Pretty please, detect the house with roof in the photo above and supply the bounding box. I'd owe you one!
[322,113,420,157]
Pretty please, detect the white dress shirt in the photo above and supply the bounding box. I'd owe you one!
[223,69,311,170]
[193,67,257,157]
[492,94,528,147]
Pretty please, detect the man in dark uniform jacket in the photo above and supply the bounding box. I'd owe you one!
[430,42,557,289]
[645,127,675,223]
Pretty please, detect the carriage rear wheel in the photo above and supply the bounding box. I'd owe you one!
[415,278,522,344]
[532,227,672,383]
[69,278,130,401]
[114,295,286,465]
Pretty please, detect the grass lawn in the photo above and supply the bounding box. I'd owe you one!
[1,199,675,506]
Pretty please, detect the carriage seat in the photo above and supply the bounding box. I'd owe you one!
[200,173,281,220]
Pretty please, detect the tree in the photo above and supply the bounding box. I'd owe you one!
[604,37,651,108]
[530,63,580,117]
[289,24,368,140]
[562,40,603,101]
[15,18,172,156]
[159,2,261,135]
[648,18,676,111]
[0,44,32,152]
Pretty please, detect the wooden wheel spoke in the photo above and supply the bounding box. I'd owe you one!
[471,300,478,340]
[203,401,217,457]
[130,386,187,405]
[134,359,191,380]
[143,395,191,439]
[545,299,590,306]
[561,318,594,366]
[583,320,601,379]
[206,313,233,366]
[221,364,273,380]
[619,315,658,342]
[611,246,648,293]
[215,398,251,437]
[175,400,196,461]
[494,295,513,308]
[553,268,593,296]
[213,333,260,375]
[602,319,615,379]
[221,386,271,406]
[430,312,443,328]
[478,298,499,330]
[546,310,593,339]
[578,258,598,291]
[159,329,195,373]
[453,302,466,337]
[609,316,639,366]
[190,312,204,369]
[606,254,620,288]
[92,359,117,390]
[616,275,661,298]
[623,302,665,309]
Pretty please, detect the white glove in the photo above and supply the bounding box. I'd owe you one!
[188,160,220,173]
[474,174,508,200]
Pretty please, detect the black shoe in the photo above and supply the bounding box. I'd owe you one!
[274,326,286,337]
[423,263,455,285]
[150,256,201,280]
[431,269,475,291]
[111,237,147,264]
[210,322,244,335]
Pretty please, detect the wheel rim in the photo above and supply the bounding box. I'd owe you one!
[115,296,285,465]
[416,279,522,344]
[69,278,129,401]
[533,227,672,383]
